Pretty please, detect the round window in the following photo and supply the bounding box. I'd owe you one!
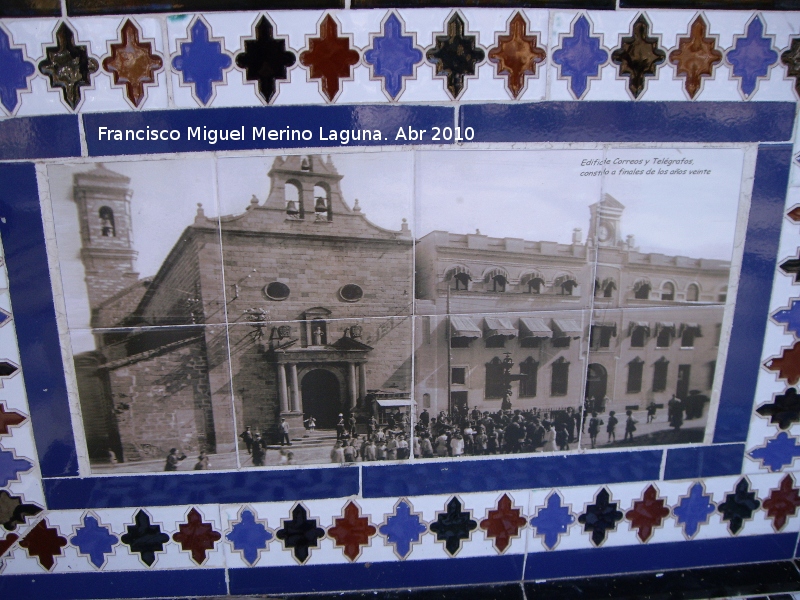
[339,284,363,302]
[265,281,290,301]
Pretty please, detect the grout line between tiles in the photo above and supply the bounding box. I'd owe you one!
[77,115,88,157]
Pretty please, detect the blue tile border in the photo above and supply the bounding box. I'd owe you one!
[0,115,81,160]
[83,105,456,156]
[0,567,228,600]
[43,467,360,509]
[0,162,78,478]
[228,554,525,595]
[459,102,796,143]
[524,533,798,580]
[663,444,746,480]
[362,450,663,498]
[714,144,793,443]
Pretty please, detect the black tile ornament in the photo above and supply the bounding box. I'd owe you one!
[120,509,170,566]
[429,497,477,556]
[236,16,296,104]
[577,487,623,546]
[0,0,60,17]
[276,503,325,564]
[38,22,99,110]
[781,37,800,98]
[611,14,665,99]
[66,0,342,16]
[756,388,800,430]
[718,478,761,534]
[426,13,485,100]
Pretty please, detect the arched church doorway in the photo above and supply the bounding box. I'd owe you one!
[301,369,341,429]
[586,363,608,412]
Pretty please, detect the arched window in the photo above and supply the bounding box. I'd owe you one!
[686,283,699,302]
[627,358,644,393]
[313,184,331,221]
[630,326,648,348]
[285,181,302,218]
[661,282,675,301]
[555,274,577,296]
[519,357,538,398]
[99,206,115,237]
[528,278,544,294]
[454,272,470,291]
[603,280,616,298]
[634,279,651,300]
[492,274,506,292]
[485,357,505,399]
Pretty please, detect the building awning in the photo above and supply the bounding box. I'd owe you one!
[655,322,676,335]
[377,399,412,407]
[552,319,582,337]
[628,321,650,335]
[593,322,617,336]
[484,316,516,338]
[450,316,482,338]
[519,317,553,338]
[679,323,703,336]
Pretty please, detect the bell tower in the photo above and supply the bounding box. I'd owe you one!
[73,164,139,311]
[266,154,346,221]
[588,193,625,247]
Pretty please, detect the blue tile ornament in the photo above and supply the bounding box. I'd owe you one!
[171,18,233,106]
[552,15,608,100]
[364,13,423,101]
[0,26,34,114]
[726,16,778,99]
[378,499,426,559]
[673,482,716,539]
[772,300,800,337]
[70,514,119,569]
[529,491,575,550]
[748,431,800,472]
[0,447,32,486]
[226,508,273,566]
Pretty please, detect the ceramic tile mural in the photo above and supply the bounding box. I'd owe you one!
[2,5,800,599]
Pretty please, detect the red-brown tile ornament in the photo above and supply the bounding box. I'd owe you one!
[0,402,25,435]
[788,205,800,223]
[328,501,376,562]
[669,15,722,100]
[625,484,670,542]
[102,19,163,108]
[299,14,359,103]
[0,532,18,559]
[487,12,545,100]
[611,14,665,99]
[172,507,221,565]
[765,343,800,385]
[763,474,800,531]
[479,493,527,553]
[18,519,67,571]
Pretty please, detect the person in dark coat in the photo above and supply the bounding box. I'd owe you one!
[239,427,253,454]
[164,448,186,471]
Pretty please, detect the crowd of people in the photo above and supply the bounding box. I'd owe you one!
[330,413,412,463]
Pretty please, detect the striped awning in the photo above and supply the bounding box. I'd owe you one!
[552,319,582,337]
[519,317,553,338]
[484,316,516,338]
[628,321,650,335]
[679,323,702,336]
[450,316,482,338]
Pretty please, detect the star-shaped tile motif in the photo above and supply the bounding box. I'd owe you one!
[0,308,10,329]
[487,12,546,100]
[726,15,777,99]
[625,484,670,543]
[235,15,296,104]
[120,509,170,567]
[0,533,18,560]
[38,22,99,110]
[673,482,716,539]
[327,501,377,562]
[749,432,800,472]
[755,388,800,430]
[578,487,623,547]
[530,492,575,550]
[426,13,485,100]
[171,18,232,106]
[611,14,665,99]
[299,14,360,103]
[781,37,800,98]
[70,514,119,569]
[226,507,272,566]
[718,478,761,535]
[0,490,42,531]
[0,26,34,114]
[19,519,67,571]
[102,19,163,108]
[763,474,800,531]
[0,447,32,487]
[552,15,608,100]
[172,507,221,565]
[669,15,722,100]
[364,13,423,101]
[276,503,325,564]
[788,205,800,222]
[479,493,527,554]
[780,254,800,283]
[378,499,426,560]
[0,402,25,435]
[429,496,477,557]
[764,343,800,385]
[0,360,20,388]
[772,301,800,339]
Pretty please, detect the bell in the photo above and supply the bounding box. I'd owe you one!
[314,196,327,214]
[286,199,299,217]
